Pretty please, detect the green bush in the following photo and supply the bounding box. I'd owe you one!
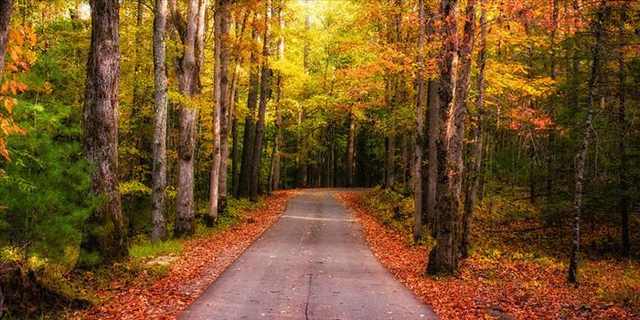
[0,101,95,273]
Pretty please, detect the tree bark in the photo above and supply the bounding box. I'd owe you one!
[209,0,230,223]
[427,0,463,276]
[569,3,605,285]
[461,0,486,258]
[82,0,127,261]
[151,0,169,242]
[425,80,440,234]
[239,24,260,198]
[269,0,284,193]
[413,0,427,242]
[217,0,232,213]
[250,0,272,202]
[346,112,356,187]
[0,0,12,74]
[174,0,199,237]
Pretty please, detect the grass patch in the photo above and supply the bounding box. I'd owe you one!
[129,239,183,260]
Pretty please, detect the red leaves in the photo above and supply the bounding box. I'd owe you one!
[336,192,638,320]
[71,191,297,320]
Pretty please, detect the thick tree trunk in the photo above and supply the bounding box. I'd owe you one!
[250,0,272,202]
[569,4,605,285]
[194,0,208,92]
[427,0,462,276]
[174,0,199,237]
[151,0,169,242]
[239,26,259,198]
[0,0,12,74]
[413,0,427,242]
[82,0,127,261]
[461,0,486,258]
[346,112,356,187]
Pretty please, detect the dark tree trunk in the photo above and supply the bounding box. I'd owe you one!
[346,112,356,187]
[569,3,605,285]
[82,0,127,261]
[461,0,486,258]
[428,0,476,276]
[0,0,12,74]
[239,25,259,198]
[174,0,199,237]
[617,7,630,258]
[151,0,169,242]
[269,0,284,193]
[250,0,272,202]
[413,0,427,242]
[425,80,440,234]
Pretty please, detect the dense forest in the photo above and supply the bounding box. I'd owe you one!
[0,0,639,318]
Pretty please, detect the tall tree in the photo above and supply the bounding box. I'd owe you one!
[462,0,486,258]
[238,22,260,198]
[617,6,630,258]
[568,2,607,285]
[151,0,169,242]
[413,0,427,242]
[82,0,127,260]
[0,0,12,73]
[268,0,285,193]
[250,0,272,202]
[209,0,230,223]
[428,0,477,275]
[217,0,231,213]
[173,0,200,237]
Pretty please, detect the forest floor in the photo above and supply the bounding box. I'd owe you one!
[66,190,297,320]
[336,190,640,320]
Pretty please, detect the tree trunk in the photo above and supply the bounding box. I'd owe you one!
[82,0,127,261]
[461,0,486,258]
[174,0,199,237]
[269,1,284,193]
[616,7,630,258]
[569,3,605,285]
[239,25,259,198]
[425,80,440,234]
[346,112,356,187]
[250,0,272,202]
[194,0,208,92]
[427,0,464,276]
[0,0,12,74]
[151,0,169,243]
[217,0,231,213]
[209,0,230,223]
[413,0,427,242]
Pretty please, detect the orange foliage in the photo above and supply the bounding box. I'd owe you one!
[0,25,36,160]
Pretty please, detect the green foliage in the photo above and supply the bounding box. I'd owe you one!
[0,101,95,273]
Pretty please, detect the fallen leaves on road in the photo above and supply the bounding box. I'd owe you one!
[70,191,296,320]
[336,191,638,320]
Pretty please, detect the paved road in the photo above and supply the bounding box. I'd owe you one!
[180,189,436,320]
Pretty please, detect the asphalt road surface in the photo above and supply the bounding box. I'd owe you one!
[180,189,436,320]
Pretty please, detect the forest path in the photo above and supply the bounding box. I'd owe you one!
[179,189,436,320]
